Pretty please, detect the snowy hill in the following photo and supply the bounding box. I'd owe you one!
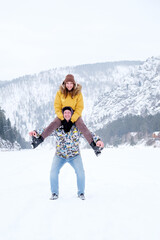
[90,56,160,130]
[0,147,160,240]
[1,56,160,143]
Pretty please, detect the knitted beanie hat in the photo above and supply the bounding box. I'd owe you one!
[63,74,76,84]
[62,106,74,116]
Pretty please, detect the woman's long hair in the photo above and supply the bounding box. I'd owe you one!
[60,82,82,98]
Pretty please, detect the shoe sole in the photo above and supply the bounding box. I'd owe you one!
[50,196,58,200]
[78,196,85,200]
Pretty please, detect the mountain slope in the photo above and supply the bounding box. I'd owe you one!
[1,56,160,144]
[0,60,142,140]
[90,56,160,130]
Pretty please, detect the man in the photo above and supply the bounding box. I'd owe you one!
[29,107,104,200]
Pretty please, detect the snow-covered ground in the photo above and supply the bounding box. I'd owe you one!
[0,147,160,240]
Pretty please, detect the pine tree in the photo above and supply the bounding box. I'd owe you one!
[0,107,29,149]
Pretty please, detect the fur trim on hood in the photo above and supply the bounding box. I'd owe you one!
[60,83,82,98]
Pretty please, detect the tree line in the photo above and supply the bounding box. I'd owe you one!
[96,113,160,146]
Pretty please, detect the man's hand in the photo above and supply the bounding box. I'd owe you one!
[29,131,38,137]
[96,140,104,148]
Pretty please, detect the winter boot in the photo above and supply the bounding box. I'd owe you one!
[90,141,102,156]
[31,135,44,149]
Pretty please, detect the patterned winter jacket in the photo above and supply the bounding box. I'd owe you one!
[38,124,101,159]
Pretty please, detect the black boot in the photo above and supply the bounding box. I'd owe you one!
[31,135,44,149]
[90,141,102,156]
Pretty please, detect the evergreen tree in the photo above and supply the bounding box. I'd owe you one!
[0,107,30,149]
[96,113,160,146]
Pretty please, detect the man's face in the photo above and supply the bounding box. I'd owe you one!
[63,110,72,121]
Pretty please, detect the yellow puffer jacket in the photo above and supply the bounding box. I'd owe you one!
[54,89,84,123]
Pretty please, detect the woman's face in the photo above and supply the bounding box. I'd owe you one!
[66,81,74,91]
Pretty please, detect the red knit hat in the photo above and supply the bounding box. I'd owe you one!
[64,74,76,84]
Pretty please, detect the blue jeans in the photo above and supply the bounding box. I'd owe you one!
[50,154,85,196]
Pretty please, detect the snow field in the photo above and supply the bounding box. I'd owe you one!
[0,147,160,240]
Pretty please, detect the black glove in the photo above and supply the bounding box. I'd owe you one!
[31,135,44,149]
[61,119,73,133]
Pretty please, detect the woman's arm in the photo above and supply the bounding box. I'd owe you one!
[71,92,84,122]
[54,91,64,120]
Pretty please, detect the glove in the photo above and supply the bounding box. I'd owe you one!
[61,119,73,133]
[31,135,44,149]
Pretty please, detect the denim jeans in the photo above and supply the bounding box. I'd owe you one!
[50,154,85,196]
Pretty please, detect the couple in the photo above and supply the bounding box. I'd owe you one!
[29,74,104,200]
[30,107,104,200]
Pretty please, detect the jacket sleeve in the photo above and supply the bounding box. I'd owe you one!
[71,92,84,122]
[92,133,101,143]
[54,91,64,120]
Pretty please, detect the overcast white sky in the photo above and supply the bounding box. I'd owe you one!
[0,0,160,81]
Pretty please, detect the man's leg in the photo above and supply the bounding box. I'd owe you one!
[50,155,65,195]
[69,155,85,196]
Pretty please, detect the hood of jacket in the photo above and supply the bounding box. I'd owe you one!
[60,83,82,98]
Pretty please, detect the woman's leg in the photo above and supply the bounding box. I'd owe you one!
[75,117,93,144]
[41,117,61,139]
[69,155,85,196]
[50,155,66,195]
[75,117,102,156]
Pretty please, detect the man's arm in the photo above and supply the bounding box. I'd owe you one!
[29,128,57,149]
